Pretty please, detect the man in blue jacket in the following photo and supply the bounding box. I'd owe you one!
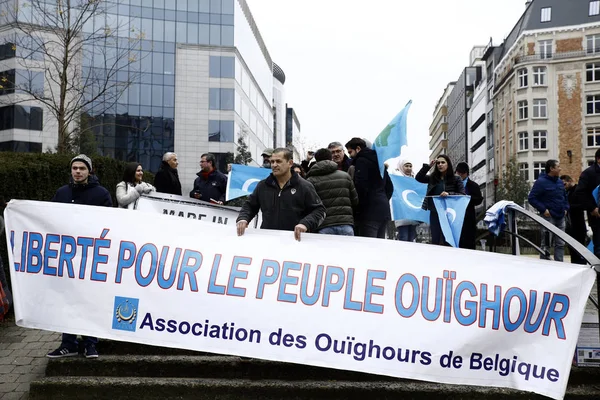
[528,159,569,261]
[48,154,112,359]
[190,153,228,204]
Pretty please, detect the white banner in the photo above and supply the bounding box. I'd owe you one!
[5,200,596,400]
[136,192,256,227]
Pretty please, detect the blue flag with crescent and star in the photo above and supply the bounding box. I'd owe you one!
[226,164,271,201]
[389,175,429,224]
[432,196,471,248]
[372,100,412,177]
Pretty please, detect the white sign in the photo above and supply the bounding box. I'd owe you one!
[5,200,596,400]
[137,192,242,226]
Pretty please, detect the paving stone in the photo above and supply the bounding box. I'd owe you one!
[12,358,33,366]
[25,350,47,358]
[0,350,13,357]
[0,365,15,374]
[0,374,18,384]
[14,383,29,393]
[11,366,33,375]
[0,356,16,365]
[6,343,24,350]
[2,392,25,400]
[30,359,47,366]
[21,336,42,343]
[9,350,30,357]
[22,343,43,351]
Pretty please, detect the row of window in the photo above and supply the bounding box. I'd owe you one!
[517,131,548,151]
[106,0,235,14]
[0,69,45,96]
[519,162,547,181]
[0,105,43,131]
[516,99,547,120]
[517,67,546,88]
[541,2,599,23]
[209,56,235,79]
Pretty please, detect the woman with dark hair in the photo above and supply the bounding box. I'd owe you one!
[292,163,305,179]
[416,155,465,246]
[116,162,156,209]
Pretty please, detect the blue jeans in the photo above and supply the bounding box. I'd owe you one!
[541,216,565,262]
[62,333,98,351]
[397,225,417,242]
[318,225,354,236]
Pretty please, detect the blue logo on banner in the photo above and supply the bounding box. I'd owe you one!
[112,297,139,332]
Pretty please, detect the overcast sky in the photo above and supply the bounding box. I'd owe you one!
[246,0,528,166]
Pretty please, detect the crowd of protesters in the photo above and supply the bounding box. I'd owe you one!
[1,141,599,356]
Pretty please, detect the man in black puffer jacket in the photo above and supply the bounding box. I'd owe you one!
[237,148,326,241]
[306,148,358,235]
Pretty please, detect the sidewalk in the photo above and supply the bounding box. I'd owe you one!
[0,318,59,400]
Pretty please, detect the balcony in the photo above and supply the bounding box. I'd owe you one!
[514,49,600,64]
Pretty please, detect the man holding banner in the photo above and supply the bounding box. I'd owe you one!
[48,154,112,359]
[236,148,326,241]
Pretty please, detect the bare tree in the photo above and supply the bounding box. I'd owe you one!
[0,0,144,153]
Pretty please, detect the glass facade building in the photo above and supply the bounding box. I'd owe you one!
[0,0,292,194]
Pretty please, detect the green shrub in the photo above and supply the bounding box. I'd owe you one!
[0,152,154,288]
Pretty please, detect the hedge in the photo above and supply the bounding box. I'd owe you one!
[0,151,154,289]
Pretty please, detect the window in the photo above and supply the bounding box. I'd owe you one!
[532,99,547,118]
[532,131,547,150]
[533,67,546,85]
[518,132,529,151]
[519,163,529,180]
[587,95,600,114]
[541,7,551,22]
[591,1,600,16]
[534,162,546,180]
[517,68,528,88]
[209,56,235,78]
[0,69,44,96]
[588,34,600,54]
[588,127,600,147]
[0,41,16,62]
[587,63,600,82]
[208,120,234,142]
[539,40,553,59]
[209,88,234,110]
[518,100,528,120]
[0,105,43,131]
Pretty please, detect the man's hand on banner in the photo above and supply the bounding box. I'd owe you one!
[236,220,248,236]
[294,224,307,241]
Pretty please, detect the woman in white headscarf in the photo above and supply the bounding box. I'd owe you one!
[390,159,420,242]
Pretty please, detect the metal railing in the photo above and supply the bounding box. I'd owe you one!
[515,49,600,64]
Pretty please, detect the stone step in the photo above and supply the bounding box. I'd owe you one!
[30,376,600,400]
[46,355,390,381]
[45,355,600,385]
[96,340,215,356]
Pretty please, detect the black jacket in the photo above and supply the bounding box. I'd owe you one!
[190,169,228,203]
[237,172,326,232]
[352,148,393,222]
[52,175,113,207]
[459,177,483,249]
[416,164,465,210]
[306,160,358,228]
[154,162,182,196]
[575,163,600,212]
